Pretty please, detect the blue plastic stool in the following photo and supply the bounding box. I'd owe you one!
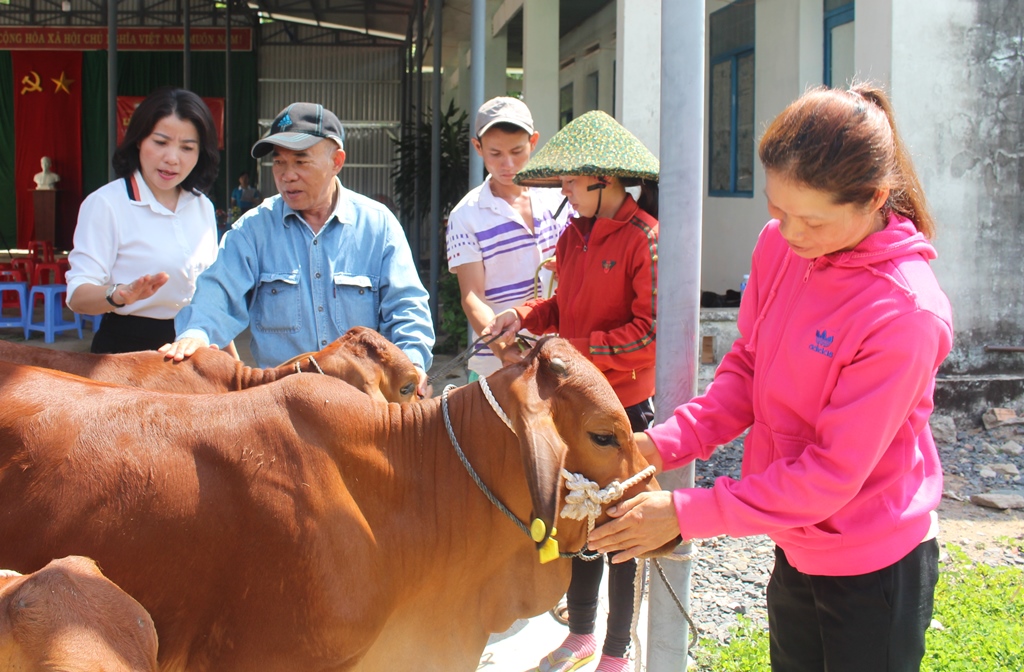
[79,313,103,333]
[25,284,82,343]
[0,281,29,331]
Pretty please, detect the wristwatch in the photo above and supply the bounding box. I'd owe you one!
[105,284,125,308]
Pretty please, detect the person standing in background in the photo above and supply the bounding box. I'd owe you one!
[486,111,660,672]
[162,102,433,393]
[66,87,225,355]
[445,96,570,381]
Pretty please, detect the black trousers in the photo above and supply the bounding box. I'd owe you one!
[566,398,655,658]
[91,312,177,354]
[767,539,939,672]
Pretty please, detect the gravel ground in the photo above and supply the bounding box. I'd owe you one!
[680,421,1024,650]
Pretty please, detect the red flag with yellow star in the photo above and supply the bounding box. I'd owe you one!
[12,51,82,249]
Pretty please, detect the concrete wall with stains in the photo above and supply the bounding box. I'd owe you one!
[895,0,1024,379]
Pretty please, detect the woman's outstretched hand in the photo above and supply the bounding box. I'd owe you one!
[588,491,681,563]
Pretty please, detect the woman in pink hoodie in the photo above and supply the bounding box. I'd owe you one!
[590,84,954,672]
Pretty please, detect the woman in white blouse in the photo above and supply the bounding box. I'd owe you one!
[66,87,224,354]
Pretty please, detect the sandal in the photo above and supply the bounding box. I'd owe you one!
[526,634,596,672]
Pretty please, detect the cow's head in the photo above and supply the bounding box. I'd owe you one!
[497,336,670,560]
[284,327,420,404]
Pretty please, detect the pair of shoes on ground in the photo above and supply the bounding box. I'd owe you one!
[528,633,630,672]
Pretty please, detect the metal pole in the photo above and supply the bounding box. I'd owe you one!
[399,19,412,232]
[183,0,191,90]
[468,0,485,190]
[411,1,425,266]
[107,0,117,181]
[646,0,704,670]
[428,0,443,322]
[225,0,232,212]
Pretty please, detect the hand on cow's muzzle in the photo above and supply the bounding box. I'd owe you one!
[587,490,682,563]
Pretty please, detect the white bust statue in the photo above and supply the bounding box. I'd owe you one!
[33,156,60,191]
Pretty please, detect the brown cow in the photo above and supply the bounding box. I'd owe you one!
[0,556,158,672]
[0,326,419,402]
[0,337,667,671]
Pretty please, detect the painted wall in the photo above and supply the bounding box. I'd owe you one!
[700,0,824,294]
[893,0,1024,382]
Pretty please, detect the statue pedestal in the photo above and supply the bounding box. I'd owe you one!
[32,190,58,244]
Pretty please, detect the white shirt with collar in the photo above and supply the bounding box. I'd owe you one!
[65,170,219,320]
[446,176,569,375]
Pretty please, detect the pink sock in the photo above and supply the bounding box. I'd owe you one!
[558,632,597,659]
[594,654,631,672]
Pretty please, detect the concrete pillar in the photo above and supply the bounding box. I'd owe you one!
[455,41,472,113]
[597,45,615,114]
[616,0,662,156]
[647,0,705,669]
[485,0,508,99]
[522,0,559,146]
[855,0,893,88]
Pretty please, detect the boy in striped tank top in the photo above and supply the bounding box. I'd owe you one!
[445,97,570,380]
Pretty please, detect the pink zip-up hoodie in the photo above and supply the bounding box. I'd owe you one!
[648,214,953,576]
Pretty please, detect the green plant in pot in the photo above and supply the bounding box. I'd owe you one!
[391,100,472,354]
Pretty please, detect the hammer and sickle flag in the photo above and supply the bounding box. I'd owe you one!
[19,70,42,95]
[11,51,83,248]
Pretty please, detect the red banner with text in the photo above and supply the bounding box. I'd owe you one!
[0,27,252,51]
[12,51,83,248]
[117,96,225,150]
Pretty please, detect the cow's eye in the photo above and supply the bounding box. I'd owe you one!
[589,432,619,448]
[400,382,416,397]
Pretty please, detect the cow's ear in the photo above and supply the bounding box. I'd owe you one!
[509,365,566,552]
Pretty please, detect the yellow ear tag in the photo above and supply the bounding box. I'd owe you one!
[530,518,547,543]
[538,536,560,564]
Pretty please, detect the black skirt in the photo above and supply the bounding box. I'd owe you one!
[90,312,177,354]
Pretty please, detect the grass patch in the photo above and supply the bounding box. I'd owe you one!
[690,542,1024,671]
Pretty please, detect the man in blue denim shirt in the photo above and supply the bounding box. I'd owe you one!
[161,103,434,392]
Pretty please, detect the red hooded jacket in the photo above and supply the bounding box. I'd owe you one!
[516,195,658,407]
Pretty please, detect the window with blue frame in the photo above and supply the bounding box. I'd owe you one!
[709,1,755,197]
[824,1,855,87]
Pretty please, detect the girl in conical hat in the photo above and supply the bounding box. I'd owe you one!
[484,110,660,672]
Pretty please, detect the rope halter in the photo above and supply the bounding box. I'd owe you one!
[474,376,657,562]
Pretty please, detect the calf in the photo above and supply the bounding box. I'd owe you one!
[0,326,419,402]
[0,556,158,672]
[0,337,668,671]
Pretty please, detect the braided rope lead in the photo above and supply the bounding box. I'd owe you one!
[477,375,515,433]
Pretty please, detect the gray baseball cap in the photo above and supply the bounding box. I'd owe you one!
[251,102,345,158]
[474,97,535,138]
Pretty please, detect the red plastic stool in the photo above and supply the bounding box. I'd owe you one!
[28,240,56,263]
[32,262,65,286]
[10,258,34,285]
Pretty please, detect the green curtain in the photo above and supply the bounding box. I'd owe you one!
[190,51,258,212]
[0,53,15,249]
[78,49,258,211]
[81,51,108,197]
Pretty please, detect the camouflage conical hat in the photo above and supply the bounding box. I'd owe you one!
[514,110,660,187]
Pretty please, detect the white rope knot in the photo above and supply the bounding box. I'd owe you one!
[558,464,657,526]
[560,470,624,522]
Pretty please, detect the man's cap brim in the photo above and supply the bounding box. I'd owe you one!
[251,133,343,158]
[476,118,534,138]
